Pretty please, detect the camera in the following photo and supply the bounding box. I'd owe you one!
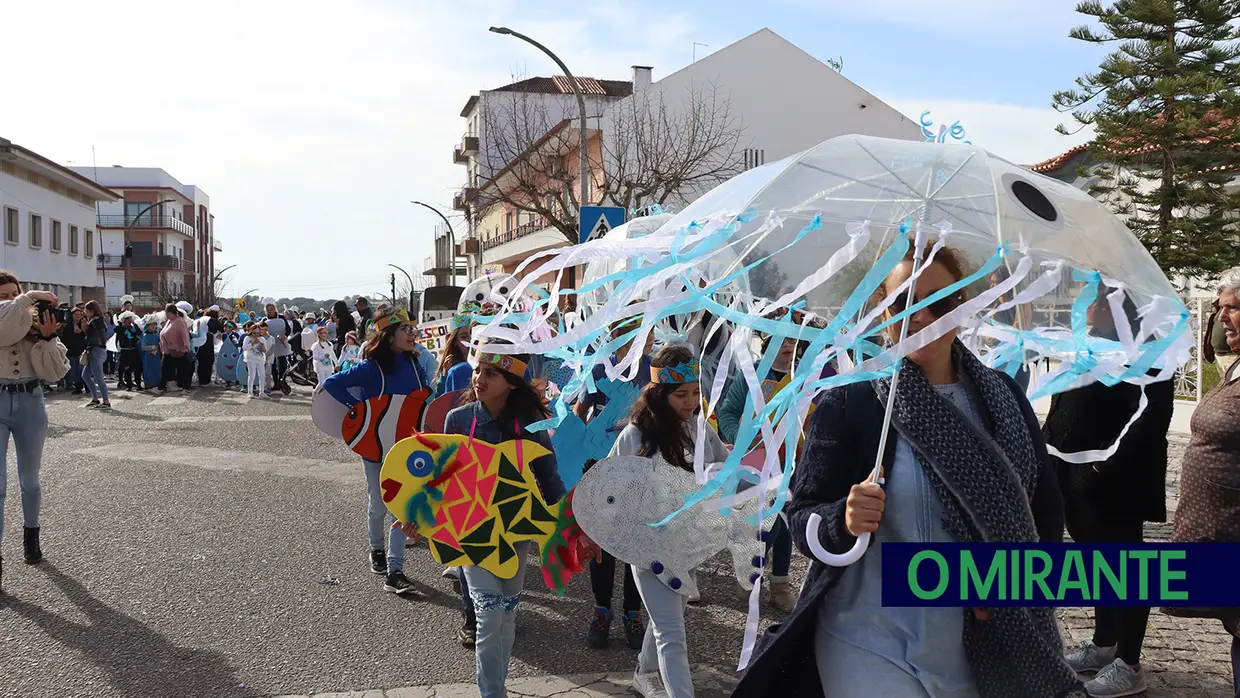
[35,300,69,324]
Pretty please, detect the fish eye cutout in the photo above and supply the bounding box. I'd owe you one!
[606,496,615,504]
[406,449,436,478]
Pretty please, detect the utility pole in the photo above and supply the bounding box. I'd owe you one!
[390,274,397,309]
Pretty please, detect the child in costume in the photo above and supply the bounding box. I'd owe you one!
[242,323,268,398]
[310,326,337,385]
[611,344,730,698]
[215,322,242,389]
[139,316,163,390]
[441,342,567,694]
[115,311,144,391]
[322,307,431,598]
[337,331,362,372]
[259,321,275,397]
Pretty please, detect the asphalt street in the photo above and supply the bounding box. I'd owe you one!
[0,384,764,698]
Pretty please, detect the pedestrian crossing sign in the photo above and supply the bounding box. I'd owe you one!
[578,206,626,244]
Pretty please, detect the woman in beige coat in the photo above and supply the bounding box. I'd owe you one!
[0,270,70,590]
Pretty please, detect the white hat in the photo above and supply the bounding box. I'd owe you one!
[261,296,276,306]
[120,294,135,305]
[289,305,299,312]
[117,311,139,323]
[208,304,220,312]
[175,300,193,315]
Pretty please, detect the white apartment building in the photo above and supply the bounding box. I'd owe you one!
[0,137,119,304]
[70,166,221,311]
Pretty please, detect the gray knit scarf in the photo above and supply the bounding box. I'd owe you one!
[873,341,1083,698]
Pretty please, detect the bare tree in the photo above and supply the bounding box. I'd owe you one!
[477,79,745,244]
[600,82,746,214]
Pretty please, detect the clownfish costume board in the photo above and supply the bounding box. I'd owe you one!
[340,389,432,462]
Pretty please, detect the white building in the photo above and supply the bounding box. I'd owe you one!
[0,137,119,304]
[462,27,924,277]
[69,166,220,311]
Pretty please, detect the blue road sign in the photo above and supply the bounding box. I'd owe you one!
[578,206,626,244]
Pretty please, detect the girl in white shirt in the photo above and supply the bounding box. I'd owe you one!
[241,324,268,398]
[310,326,337,385]
[609,344,729,698]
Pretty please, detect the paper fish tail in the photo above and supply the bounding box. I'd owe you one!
[538,491,587,596]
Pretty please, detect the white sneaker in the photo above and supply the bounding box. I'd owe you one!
[1065,640,1117,674]
[441,566,461,579]
[1084,659,1147,697]
[631,671,669,698]
[165,386,182,394]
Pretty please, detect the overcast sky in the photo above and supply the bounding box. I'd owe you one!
[4,0,1102,298]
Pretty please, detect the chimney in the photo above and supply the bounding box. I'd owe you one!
[632,65,653,92]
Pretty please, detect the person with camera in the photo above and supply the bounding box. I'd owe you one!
[0,270,70,590]
[58,306,87,395]
[80,301,112,409]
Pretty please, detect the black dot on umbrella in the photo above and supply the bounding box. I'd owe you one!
[1011,180,1058,223]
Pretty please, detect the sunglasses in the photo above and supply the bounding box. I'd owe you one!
[897,290,964,319]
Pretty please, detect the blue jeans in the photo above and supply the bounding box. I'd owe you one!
[0,386,48,547]
[363,459,405,571]
[82,347,109,402]
[633,565,693,698]
[768,515,792,578]
[464,542,531,698]
[60,355,85,391]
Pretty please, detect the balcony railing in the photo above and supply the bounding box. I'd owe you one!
[106,293,164,309]
[453,147,468,165]
[481,218,553,251]
[97,253,195,272]
[461,134,479,155]
[97,215,197,237]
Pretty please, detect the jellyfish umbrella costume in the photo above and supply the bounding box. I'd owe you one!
[469,134,1191,668]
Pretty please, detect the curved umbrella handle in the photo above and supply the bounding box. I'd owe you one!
[805,513,870,567]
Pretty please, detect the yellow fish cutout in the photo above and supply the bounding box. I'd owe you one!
[379,433,586,593]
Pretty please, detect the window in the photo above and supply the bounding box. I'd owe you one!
[69,225,79,255]
[158,242,164,255]
[131,241,152,256]
[4,207,17,245]
[29,214,42,248]
[506,211,513,233]
[130,280,153,292]
[125,201,156,224]
[51,220,61,252]
[85,230,93,257]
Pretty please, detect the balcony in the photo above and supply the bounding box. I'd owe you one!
[97,215,197,238]
[453,147,468,165]
[97,253,195,273]
[460,135,479,155]
[106,293,163,309]
[481,218,551,252]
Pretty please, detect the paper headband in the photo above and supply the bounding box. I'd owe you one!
[649,358,700,385]
[450,314,473,331]
[373,308,411,331]
[476,351,528,379]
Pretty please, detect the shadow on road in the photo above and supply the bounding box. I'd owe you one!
[1,563,257,698]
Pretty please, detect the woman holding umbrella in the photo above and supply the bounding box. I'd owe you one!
[735,243,1077,698]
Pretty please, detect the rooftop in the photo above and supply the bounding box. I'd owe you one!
[460,76,633,117]
[0,137,120,202]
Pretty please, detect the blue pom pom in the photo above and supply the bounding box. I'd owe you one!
[651,561,664,574]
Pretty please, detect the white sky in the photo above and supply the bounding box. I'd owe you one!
[4,0,1090,298]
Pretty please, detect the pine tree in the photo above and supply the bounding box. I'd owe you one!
[1054,0,1240,283]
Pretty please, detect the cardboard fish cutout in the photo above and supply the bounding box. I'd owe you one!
[341,390,432,461]
[215,332,242,383]
[311,384,354,436]
[572,455,776,599]
[380,434,586,593]
[421,389,466,433]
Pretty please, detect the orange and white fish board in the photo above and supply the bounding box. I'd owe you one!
[312,385,354,437]
[341,389,432,462]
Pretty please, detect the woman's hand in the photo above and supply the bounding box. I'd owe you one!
[844,481,886,536]
[25,290,58,304]
[35,311,62,338]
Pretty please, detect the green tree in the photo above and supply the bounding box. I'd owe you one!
[1053,0,1240,282]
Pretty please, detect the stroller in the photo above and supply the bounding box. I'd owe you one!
[286,350,316,387]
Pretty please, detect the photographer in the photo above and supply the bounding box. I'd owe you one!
[58,306,87,395]
[0,270,70,589]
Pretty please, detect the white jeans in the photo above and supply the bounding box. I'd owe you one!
[245,361,266,395]
[632,565,693,698]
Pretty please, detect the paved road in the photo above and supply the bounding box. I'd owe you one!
[1,388,1234,697]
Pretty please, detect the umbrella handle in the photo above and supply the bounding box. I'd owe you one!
[806,513,870,567]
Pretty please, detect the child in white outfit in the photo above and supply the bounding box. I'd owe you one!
[242,325,268,398]
[310,326,337,385]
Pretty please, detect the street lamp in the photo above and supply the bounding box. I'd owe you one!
[387,263,414,310]
[123,198,176,297]
[488,26,591,219]
[410,200,460,286]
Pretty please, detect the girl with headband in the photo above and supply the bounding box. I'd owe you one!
[441,340,572,694]
[610,343,731,698]
[323,305,432,598]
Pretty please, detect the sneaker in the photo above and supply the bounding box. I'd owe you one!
[622,610,645,650]
[85,399,100,408]
[586,606,612,649]
[165,386,182,394]
[458,624,476,648]
[369,550,387,575]
[631,670,669,698]
[441,566,461,580]
[383,570,417,595]
[1065,640,1118,674]
[1084,659,1147,697]
[98,403,111,410]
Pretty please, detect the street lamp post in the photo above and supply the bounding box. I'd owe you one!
[410,200,460,285]
[387,263,414,310]
[124,198,176,298]
[489,26,589,292]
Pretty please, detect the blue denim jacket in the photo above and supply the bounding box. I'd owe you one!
[443,401,566,503]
